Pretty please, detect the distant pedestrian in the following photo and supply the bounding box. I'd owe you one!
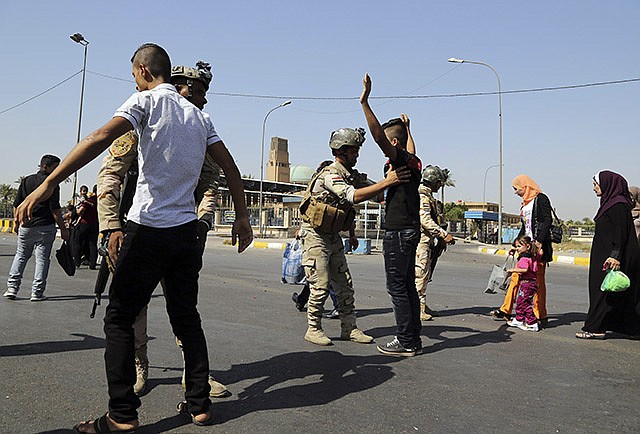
[629,186,640,244]
[506,235,541,332]
[4,155,70,301]
[75,184,99,269]
[576,171,640,339]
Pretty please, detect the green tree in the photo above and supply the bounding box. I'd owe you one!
[444,202,466,221]
[0,183,18,218]
[440,168,455,204]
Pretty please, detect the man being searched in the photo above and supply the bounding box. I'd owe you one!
[5,155,70,301]
[415,165,455,321]
[96,61,227,398]
[299,127,410,346]
[16,43,253,432]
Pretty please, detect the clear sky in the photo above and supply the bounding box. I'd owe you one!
[1,1,638,219]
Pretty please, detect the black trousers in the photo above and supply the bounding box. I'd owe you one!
[383,228,422,348]
[104,220,211,422]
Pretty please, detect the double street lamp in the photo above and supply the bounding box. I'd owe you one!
[258,100,292,236]
[70,33,89,206]
[448,57,503,243]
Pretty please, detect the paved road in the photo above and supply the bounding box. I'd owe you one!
[0,235,639,433]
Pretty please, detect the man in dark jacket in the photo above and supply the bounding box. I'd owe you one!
[4,155,70,301]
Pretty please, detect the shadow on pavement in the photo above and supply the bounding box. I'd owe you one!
[0,333,104,357]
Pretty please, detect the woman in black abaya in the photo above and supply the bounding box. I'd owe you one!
[577,170,640,339]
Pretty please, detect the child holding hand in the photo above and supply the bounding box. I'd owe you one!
[507,235,542,332]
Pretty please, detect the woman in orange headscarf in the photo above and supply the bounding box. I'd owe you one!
[489,175,554,325]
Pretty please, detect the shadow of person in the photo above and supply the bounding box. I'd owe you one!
[148,350,401,426]
[354,307,394,318]
[539,311,587,329]
[0,333,104,357]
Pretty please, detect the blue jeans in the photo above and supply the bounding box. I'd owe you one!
[7,224,57,296]
[383,228,421,348]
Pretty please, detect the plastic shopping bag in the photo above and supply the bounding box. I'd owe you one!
[600,269,630,292]
[484,255,515,294]
[282,238,306,284]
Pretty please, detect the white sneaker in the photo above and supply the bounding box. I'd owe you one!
[507,318,524,327]
[518,322,539,332]
[3,290,17,300]
[30,294,47,302]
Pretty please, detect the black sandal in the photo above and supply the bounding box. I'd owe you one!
[74,413,137,433]
[575,331,606,340]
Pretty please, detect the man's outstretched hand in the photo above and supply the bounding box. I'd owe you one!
[232,217,253,253]
[15,182,56,225]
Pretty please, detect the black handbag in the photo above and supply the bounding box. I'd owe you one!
[549,208,563,243]
[55,240,76,276]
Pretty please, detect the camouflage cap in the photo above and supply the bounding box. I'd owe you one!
[329,127,366,150]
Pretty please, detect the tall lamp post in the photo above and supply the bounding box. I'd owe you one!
[258,100,291,236]
[448,57,503,243]
[70,33,89,206]
[482,164,500,205]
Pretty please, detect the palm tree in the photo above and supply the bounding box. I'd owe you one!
[440,168,456,205]
[0,183,17,218]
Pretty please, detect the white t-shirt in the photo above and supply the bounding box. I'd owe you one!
[521,200,535,238]
[114,83,221,228]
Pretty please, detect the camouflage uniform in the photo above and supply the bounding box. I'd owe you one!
[415,184,448,311]
[300,161,372,345]
[96,130,223,395]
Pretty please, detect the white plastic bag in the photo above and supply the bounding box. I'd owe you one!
[484,255,515,294]
[282,239,306,284]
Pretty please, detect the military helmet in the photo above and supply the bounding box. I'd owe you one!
[171,60,213,91]
[329,127,366,150]
[422,165,445,184]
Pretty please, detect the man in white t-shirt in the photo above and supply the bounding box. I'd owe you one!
[16,43,253,432]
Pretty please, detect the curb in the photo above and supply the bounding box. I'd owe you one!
[477,246,589,267]
[222,239,287,250]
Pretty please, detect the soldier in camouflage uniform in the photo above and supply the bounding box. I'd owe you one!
[96,61,227,397]
[300,127,410,345]
[415,165,455,321]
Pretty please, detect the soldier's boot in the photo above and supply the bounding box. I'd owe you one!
[181,370,229,398]
[340,314,373,343]
[420,302,433,321]
[304,327,332,346]
[133,350,149,396]
[176,337,229,398]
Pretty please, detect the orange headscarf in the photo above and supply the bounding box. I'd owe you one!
[512,174,541,206]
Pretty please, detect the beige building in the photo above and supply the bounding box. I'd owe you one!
[266,137,291,183]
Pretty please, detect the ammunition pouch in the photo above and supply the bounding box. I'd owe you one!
[301,195,355,234]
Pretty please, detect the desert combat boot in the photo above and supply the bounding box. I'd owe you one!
[341,327,374,343]
[133,350,149,396]
[304,327,332,346]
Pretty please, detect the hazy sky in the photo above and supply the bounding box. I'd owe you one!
[1,1,638,219]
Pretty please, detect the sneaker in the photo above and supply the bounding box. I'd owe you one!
[3,290,17,300]
[324,309,340,319]
[304,328,332,346]
[377,337,416,357]
[518,322,539,332]
[30,294,47,302]
[506,318,524,327]
[488,309,509,320]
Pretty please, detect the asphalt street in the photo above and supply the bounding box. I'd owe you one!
[1,235,639,433]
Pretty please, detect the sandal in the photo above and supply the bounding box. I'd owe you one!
[74,413,138,433]
[177,401,214,426]
[575,331,606,340]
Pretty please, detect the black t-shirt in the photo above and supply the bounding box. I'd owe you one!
[383,148,422,230]
[13,171,61,227]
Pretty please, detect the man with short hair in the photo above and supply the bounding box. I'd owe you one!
[17,43,253,432]
[96,60,226,398]
[361,73,423,357]
[300,127,409,346]
[4,155,69,302]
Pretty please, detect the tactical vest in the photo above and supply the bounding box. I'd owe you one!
[299,164,357,234]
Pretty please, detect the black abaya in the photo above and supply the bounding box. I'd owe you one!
[583,202,640,335]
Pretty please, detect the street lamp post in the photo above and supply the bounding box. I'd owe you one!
[258,100,292,237]
[70,33,89,206]
[448,57,503,243]
[482,164,500,205]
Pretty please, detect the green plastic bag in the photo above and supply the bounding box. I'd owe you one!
[600,269,631,292]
